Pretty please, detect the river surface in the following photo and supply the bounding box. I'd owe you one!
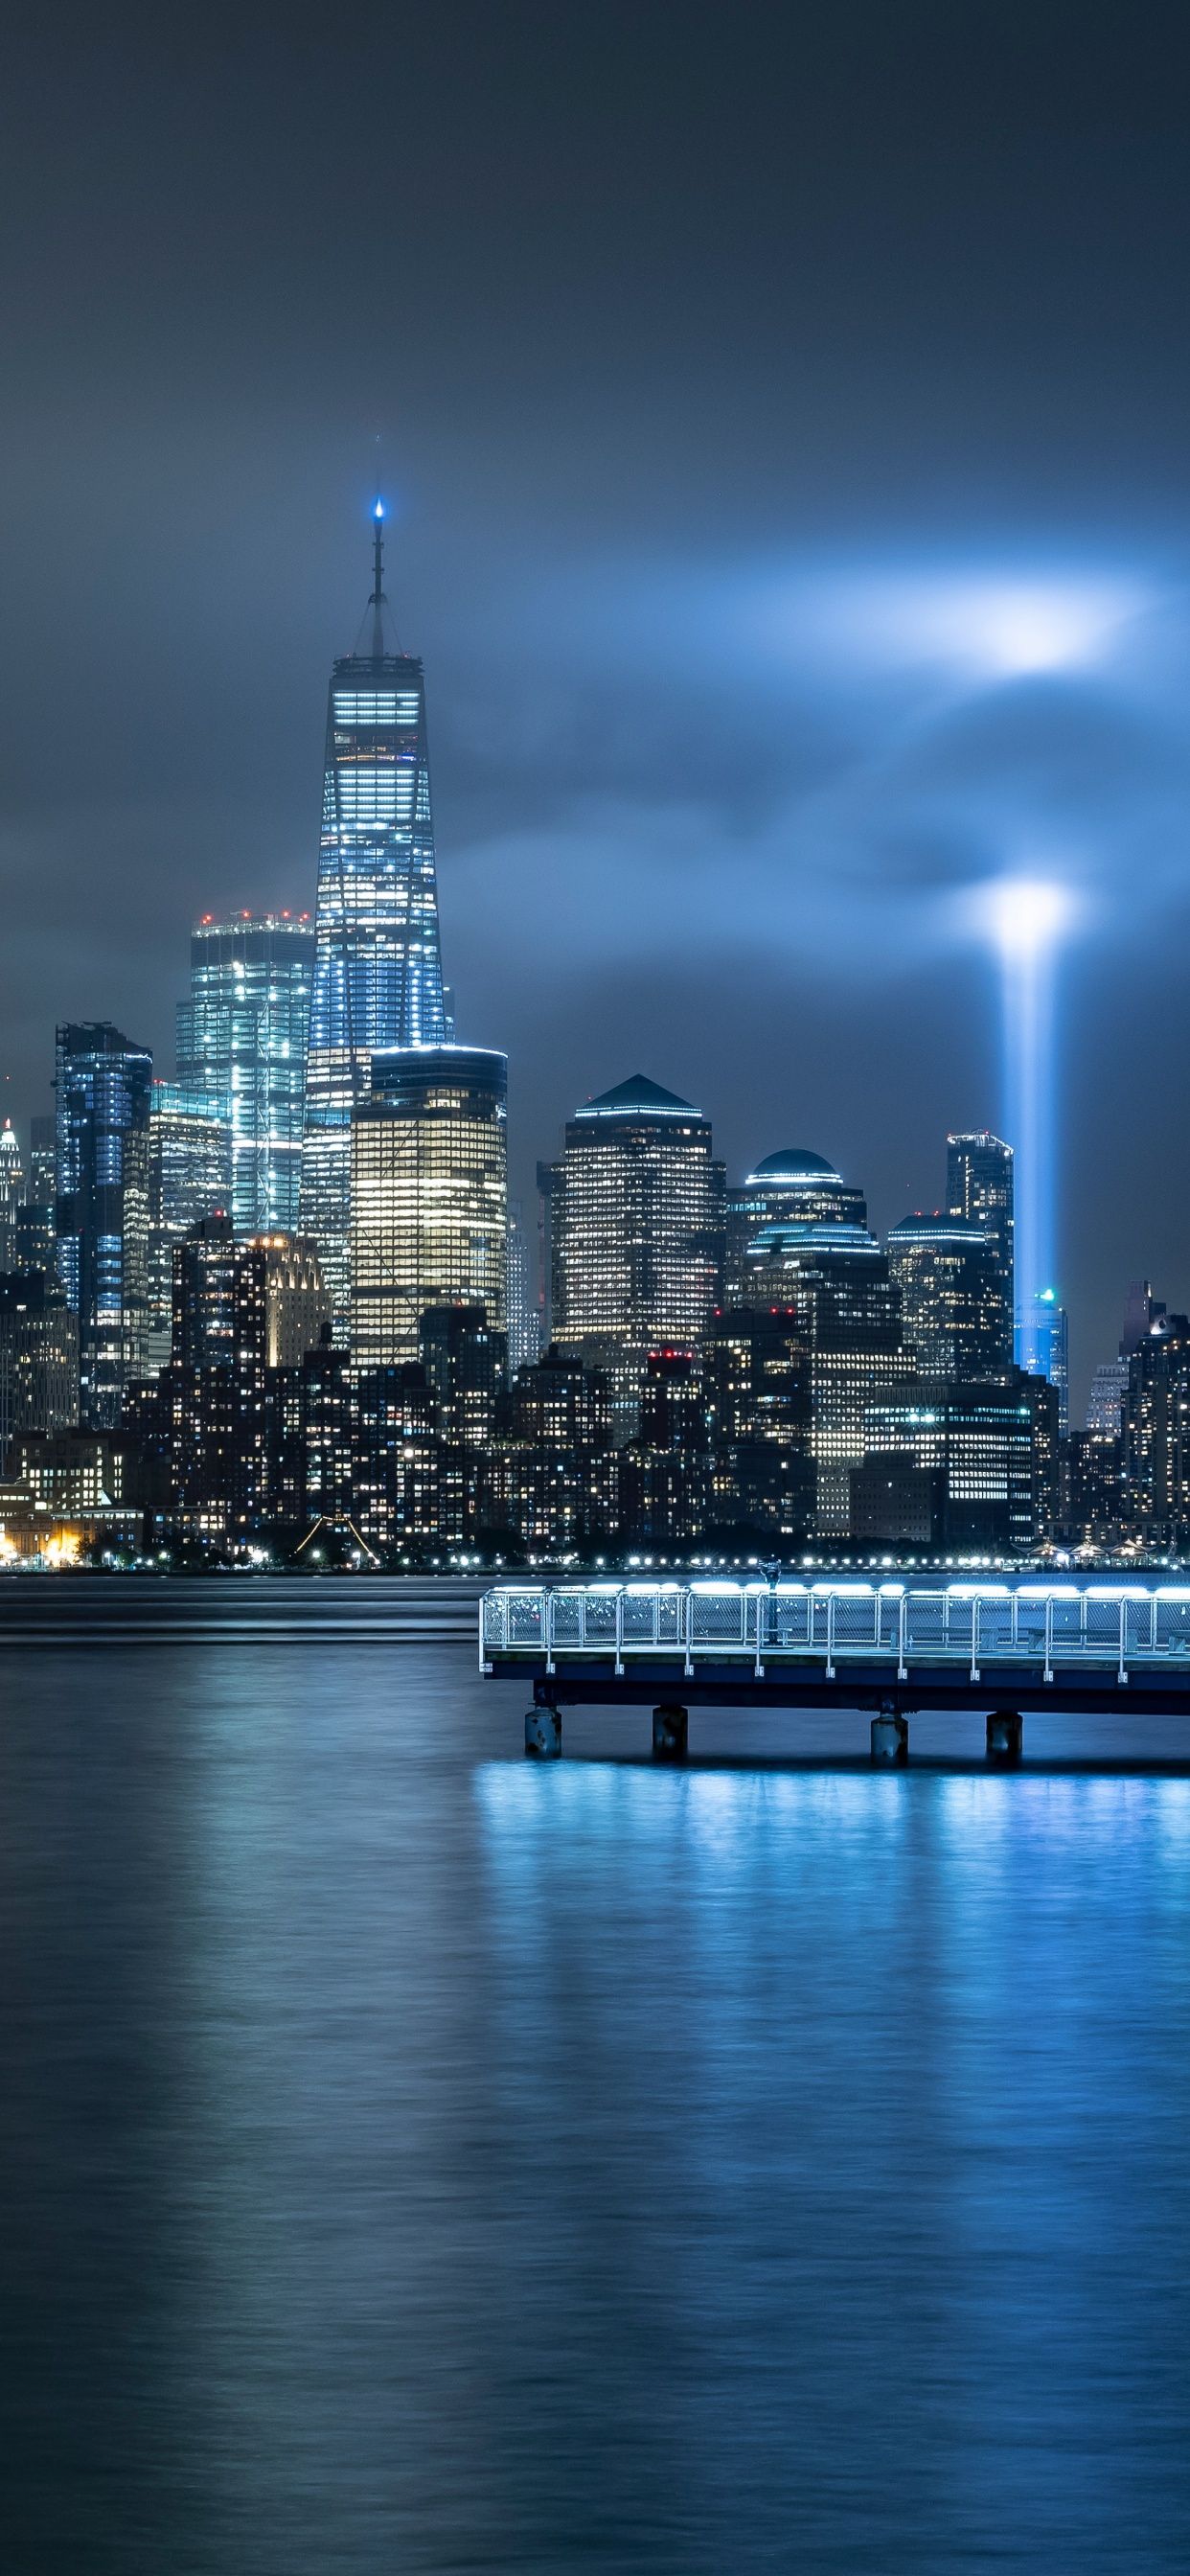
[3,1586,1190,2571]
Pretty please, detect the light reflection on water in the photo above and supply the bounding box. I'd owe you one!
[2,1643,1189,2573]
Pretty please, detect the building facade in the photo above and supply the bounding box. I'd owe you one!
[0,1272,78,1471]
[147,1080,235,1372]
[351,1046,507,1368]
[302,510,448,1314]
[176,914,312,1237]
[887,1215,1003,1382]
[548,1075,724,1438]
[946,1132,1015,1367]
[55,1022,153,1427]
[740,1217,915,1532]
[725,1148,865,1301]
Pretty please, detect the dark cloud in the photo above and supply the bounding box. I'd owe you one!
[2,2,1190,1399]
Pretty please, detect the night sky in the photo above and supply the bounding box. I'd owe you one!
[3,3,1190,1400]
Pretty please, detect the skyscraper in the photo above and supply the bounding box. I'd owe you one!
[0,1119,24,1273]
[887,1214,1003,1382]
[147,1080,235,1372]
[177,913,313,1236]
[55,1023,152,1427]
[506,1200,539,1372]
[350,1046,507,1368]
[547,1075,725,1439]
[302,506,448,1313]
[946,1132,1015,1366]
[725,1148,866,1300]
[741,1214,915,1531]
[1018,1287,1069,1436]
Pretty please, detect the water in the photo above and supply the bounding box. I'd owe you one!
[3,1612,1190,2571]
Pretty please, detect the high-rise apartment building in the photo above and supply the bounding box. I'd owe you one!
[887,1215,1003,1382]
[351,1046,507,1368]
[167,1215,269,1536]
[547,1075,724,1438]
[177,913,313,1236]
[302,509,448,1313]
[0,1272,78,1471]
[946,1133,1014,1366]
[55,1023,153,1427]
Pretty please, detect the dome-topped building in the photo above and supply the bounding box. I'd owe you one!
[746,1148,841,1185]
[725,1144,867,1300]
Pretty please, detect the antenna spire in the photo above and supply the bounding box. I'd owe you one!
[369,496,386,656]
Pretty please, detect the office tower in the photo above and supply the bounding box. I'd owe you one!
[176,913,313,1237]
[506,1200,539,1372]
[245,1234,331,1368]
[351,1046,507,1368]
[56,1023,152,1427]
[858,1371,1058,1552]
[887,1215,1002,1382]
[1087,1283,1164,1440]
[536,1161,559,1346]
[702,1306,813,1539]
[29,1114,56,1210]
[740,1213,914,1532]
[547,1075,724,1439]
[946,1132,1014,1365]
[147,1081,235,1373]
[1018,1288,1069,1435]
[0,1272,78,1471]
[302,508,448,1313]
[725,1148,865,1300]
[1087,1359,1128,1438]
[167,1216,268,1536]
[0,1120,25,1265]
[1121,1279,1163,1354]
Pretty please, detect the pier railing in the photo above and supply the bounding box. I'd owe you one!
[480,1578,1190,1685]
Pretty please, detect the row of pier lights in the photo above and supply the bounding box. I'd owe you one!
[523,1702,1027,1764]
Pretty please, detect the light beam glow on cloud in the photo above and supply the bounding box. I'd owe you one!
[777,567,1151,684]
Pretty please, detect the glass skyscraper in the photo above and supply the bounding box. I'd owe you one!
[302,506,448,1315]
[176,913,313,1237]
[55,1022,153,1426]
[945,1132,1015,1366]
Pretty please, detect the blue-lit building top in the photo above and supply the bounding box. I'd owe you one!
[176,912,312,1237]
[301,506,448,1314]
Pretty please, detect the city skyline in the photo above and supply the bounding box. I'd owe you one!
[4,13,1190,1410]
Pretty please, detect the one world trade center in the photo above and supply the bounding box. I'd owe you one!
[300,504,448,1313]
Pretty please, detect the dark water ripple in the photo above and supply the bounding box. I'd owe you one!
[2,1640,1189,2572]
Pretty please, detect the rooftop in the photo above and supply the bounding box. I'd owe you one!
[745,1148,842,1185]
[575,1074,700,1120]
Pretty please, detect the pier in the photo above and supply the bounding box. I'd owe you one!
[480,1575,1190,1758]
